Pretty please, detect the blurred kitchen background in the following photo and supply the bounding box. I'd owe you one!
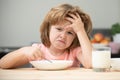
[0,0,120,58]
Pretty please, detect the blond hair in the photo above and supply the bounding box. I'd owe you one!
[40,3,92,49]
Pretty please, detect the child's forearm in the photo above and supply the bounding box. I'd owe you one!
[0,48,29,69]
[77,30,92,68]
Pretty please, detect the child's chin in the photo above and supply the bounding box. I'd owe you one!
[56,46,66,50]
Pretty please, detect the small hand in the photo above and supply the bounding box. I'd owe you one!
[22,46,44,61]
[66,13,84,33]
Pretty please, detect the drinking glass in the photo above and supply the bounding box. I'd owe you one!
[92,46,111,72]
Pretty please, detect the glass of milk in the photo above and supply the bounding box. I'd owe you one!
[92,46,111,72]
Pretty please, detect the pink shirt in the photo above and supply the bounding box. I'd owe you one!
[32,43,81,67]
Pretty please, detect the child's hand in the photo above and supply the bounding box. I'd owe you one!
[66,13,84,33]
[21,46,44,61]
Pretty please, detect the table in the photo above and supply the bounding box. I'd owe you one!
[0,67,120,80]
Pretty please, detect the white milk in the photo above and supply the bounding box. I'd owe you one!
[92,48,111,69]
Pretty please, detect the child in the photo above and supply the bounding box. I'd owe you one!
[0,3,92,69]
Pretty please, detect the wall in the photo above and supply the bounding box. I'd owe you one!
[0,0,120,47]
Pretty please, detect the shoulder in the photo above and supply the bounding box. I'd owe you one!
[32,43,46,49]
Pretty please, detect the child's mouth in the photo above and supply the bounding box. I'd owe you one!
[58,40,65,44]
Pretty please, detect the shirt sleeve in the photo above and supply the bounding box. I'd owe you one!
[32,43,43,49]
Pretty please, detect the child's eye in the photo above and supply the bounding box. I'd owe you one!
[56,28,62,31]
[67,31,73,35]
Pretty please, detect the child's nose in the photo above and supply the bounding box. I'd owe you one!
[60,32,66,39]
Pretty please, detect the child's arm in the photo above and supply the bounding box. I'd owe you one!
[76,30,92,68]
[66,13,92,68]
[0,46,43,69]
[0,47,29,69]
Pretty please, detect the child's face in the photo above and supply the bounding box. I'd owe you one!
[49,21,76,50]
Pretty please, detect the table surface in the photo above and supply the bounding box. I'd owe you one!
[0,67,120,80]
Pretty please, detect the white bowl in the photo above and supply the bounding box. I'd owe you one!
[111,58,120,70]
[30,60,73,70]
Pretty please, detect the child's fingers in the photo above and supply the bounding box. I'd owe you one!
[65,17,74,23]
[66,12,81,23]
[68,13,78,19]
[75,12,82,21]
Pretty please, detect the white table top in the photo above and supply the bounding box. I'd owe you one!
[0,67,120,80]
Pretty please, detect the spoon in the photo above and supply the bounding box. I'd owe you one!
[44,58,52,63]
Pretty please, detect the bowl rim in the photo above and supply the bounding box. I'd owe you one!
[29,60,73,70]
